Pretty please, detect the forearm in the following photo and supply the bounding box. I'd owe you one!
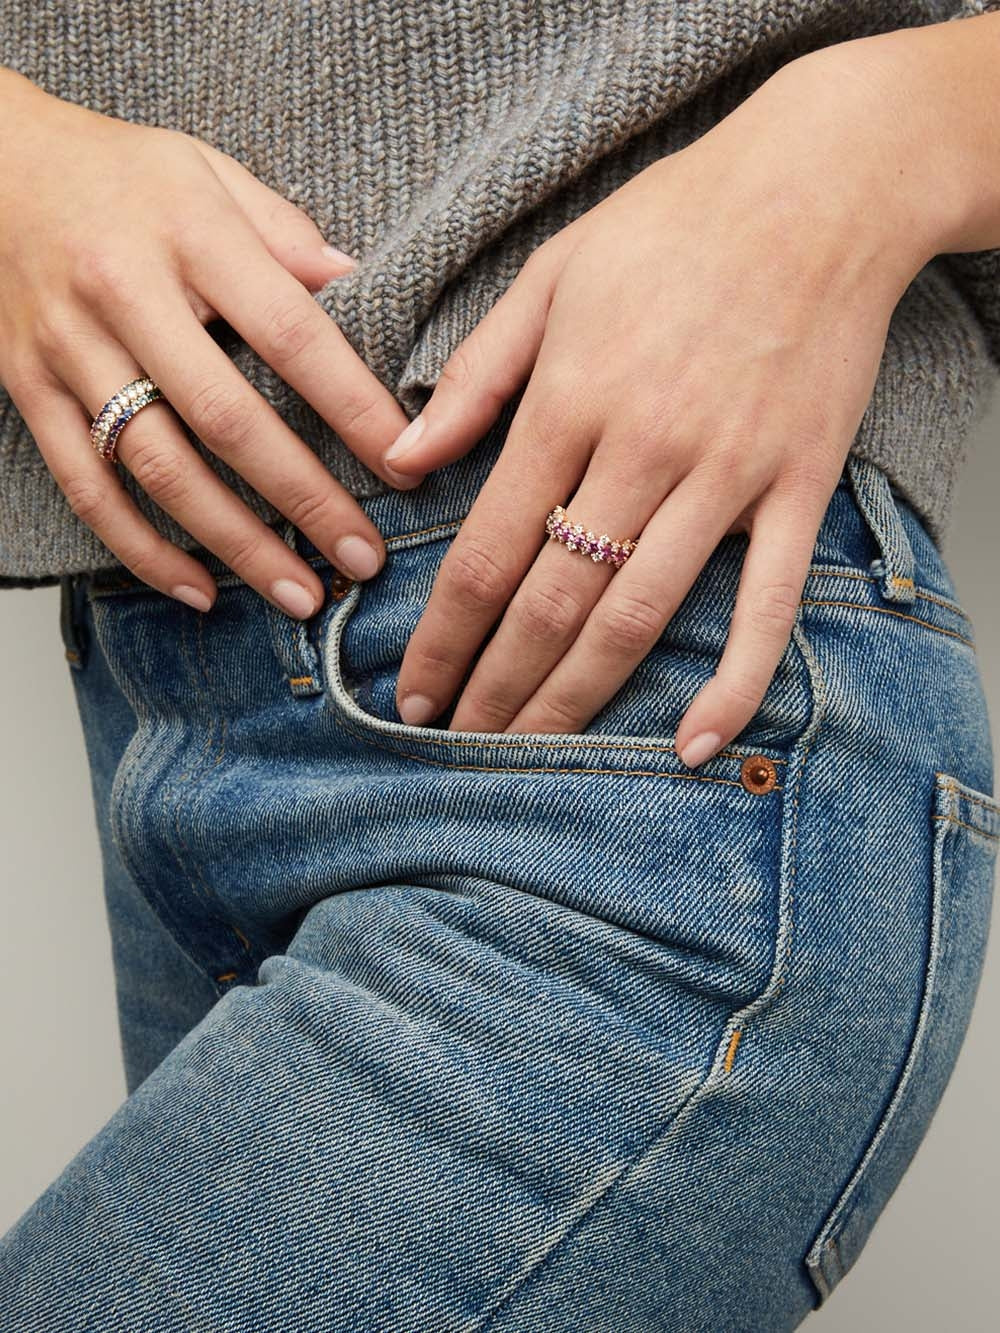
[795,11,1000,261]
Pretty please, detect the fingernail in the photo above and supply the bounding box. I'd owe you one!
[398,693,438,726]
[172,584,213,612]
[385,463,424,489]
[335,534,380,580]
[322,243,357,268]
[679,730,722,768]
[384,413,425,465]
[271,578,319,619]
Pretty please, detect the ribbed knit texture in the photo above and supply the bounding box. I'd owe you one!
[1,1,998,586]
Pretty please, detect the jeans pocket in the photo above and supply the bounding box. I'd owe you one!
[804,769,1000,1303]
[314,522,819,776]
[58,573,92,672]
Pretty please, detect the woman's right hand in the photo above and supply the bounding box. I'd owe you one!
[0,65,419,616]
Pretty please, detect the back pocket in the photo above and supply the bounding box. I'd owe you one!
[804,770,999,1302]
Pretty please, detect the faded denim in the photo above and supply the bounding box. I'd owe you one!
[2,407,998,1331]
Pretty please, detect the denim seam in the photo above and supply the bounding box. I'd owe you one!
[799,599,975,649]
[931,812,1000,841]
[805,566,970,621]
[331,711,785,783]
[803,768,999,1301]
[330,704,790,762]
[471,615,827,1330]
[934,772,1000,823]
[319,574,795,770]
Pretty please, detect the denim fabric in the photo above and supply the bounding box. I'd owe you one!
[3,413,998,1331]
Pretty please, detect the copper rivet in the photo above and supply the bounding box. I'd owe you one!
[740,753,777,794]
[330,572,354,601]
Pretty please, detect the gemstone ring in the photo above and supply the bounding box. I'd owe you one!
[90,375,165,463]
[544,504,638,570]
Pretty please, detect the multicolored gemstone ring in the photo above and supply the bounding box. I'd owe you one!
[90,374,165,463]
[544,504,639,570]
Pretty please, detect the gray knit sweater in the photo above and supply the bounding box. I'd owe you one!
[1,0,999,588]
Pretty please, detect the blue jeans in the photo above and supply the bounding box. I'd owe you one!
[3,412,998,1331]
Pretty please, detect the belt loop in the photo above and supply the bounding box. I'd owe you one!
[263,519,326,698]
[845,455,917,605]
[59,573,90,670]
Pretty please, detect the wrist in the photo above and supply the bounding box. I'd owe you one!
[781,17,1000,260]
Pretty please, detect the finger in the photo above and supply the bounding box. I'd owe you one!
[177,208,421,489]
[56,338,333,619]
[187,136,359,290]
[393,369,598,727]
[383,241,565,475]
[10,369,219,611]
[446,440,682,733]
[672,480,831,768]
[98,273,393,581]
[503,467,752,736]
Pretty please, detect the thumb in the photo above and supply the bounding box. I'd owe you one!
[189,136,357,288]
[384,243,561,475]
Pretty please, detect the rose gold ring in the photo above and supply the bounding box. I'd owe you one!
[544,504,638,570]
[90,375,165,463]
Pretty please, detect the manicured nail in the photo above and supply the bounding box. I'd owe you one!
[398,693,438,726]
[384,413,425,465]
[322,243,357,268]
[385,463,424,489]
[335,534,380,580]
[271,578,319,619]
[172,584,213,612]
[679,730,722,768]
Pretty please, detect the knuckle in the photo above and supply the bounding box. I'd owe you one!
[31,302,76,358]
[437,341,480,396]
[62,474,110,527]
[530,688,583,734]
[513,581,584,645]
[283,485,337,533]
[700,433,765,491]
[742,580,802,639]
[187,380,258,453]
[261,295,316,363]
[715,671,766,713]
[3,355,55,406]
[222,529,266,572]
[335,391,382,437]
[592,589,664,654]
[122,542,167,588]
[444,541,512,611]
[407,636,466,680]
[67,241,131,302]
[125,438,190,505]
[457,687,518,730]
[777,457,839,504]
[521,381,585,443]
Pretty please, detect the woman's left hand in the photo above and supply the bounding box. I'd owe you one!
[383,42,941,767]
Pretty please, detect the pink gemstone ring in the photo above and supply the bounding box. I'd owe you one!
[544,505,638,569]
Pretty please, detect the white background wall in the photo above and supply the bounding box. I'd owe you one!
[1,390,998,1327]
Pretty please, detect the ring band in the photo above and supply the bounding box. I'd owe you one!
[544,504,638,569]
[90,375,165,463]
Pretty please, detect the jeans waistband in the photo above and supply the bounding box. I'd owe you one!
[62,410,967,675]
[72,392,935,637]
[290,399,920,609]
